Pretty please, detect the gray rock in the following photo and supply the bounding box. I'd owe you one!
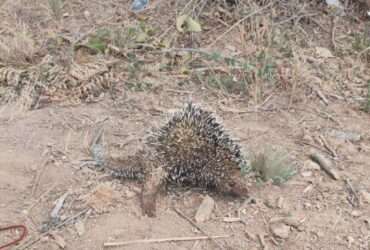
[195,195,215,223]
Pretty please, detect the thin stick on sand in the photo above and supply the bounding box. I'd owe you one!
[173,207,225,250]
[103,235,230,247]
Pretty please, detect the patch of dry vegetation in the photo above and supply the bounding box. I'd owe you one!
[0,1,370,249]
[251,147,297,185]
[0,21,37,66]
[0,0,369,163]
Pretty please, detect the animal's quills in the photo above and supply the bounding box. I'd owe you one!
[103,102,251,217]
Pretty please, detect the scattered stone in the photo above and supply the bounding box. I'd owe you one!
[310,151,340,180]
[327,129,361,142]
[83,10,90,19]
[59,214,67,221]
[269,216,304,231]
[303,202,312,209]
[131,186,141,194]
[41,236,49,243]
[351,210,362,217]
[283,217,305,231]
[265,196,285,209]
[49,233,66,249]
[315,47,334,58]
[315,230,324,238]
[257,234,267,249]
[304,160,321,171]
[277,197,284,209]
[303,184,314,194]
[51,191,70,219]
[364,218,370,229]
[270,222,290,239]
[264,197,276,209]
[240,208,247,215]
[347,236,354,248]
[282,217,300,227]
[194,195,215,223]
[223,217,242,223]
[124,189,136,199]
[360,190,370,204]
[301,171,313,177]
[74,220,85,237]
[131,0,149,12]
[245,230,257,241]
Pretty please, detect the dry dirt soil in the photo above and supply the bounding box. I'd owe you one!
[0,0,370,250]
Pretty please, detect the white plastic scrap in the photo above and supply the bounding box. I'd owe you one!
[325,0,343,8]
[325,0,345,16]
[131,0,149,12]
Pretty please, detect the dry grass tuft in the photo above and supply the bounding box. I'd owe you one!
[48,0,64,21]
[0,21,37,66]
[366,80,370,113]
[251,147,297,185]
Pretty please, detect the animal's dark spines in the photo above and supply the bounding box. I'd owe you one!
[145,101,250,192]
[103,149,152,182]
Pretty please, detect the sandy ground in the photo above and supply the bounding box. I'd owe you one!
[0,0,370,249]
[0,89,370,250]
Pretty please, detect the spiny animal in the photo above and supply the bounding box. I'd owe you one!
[101,102,251,217]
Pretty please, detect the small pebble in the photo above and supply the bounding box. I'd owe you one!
[270,223,290,239]
[351,210,362,217]
[83,10,90,19]
[245,229,257,241]
[301,171,313,177]
[75,220,85,236]
[50,233,66,249]
[124,189,136,199]
[195,195,215,223]
[304,160,320,171]
[360,190,370,203]
[277,197,284,209]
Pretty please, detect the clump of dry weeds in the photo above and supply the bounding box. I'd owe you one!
[251,147,297,185]
[0,21,37,66]
[0,0,368,112]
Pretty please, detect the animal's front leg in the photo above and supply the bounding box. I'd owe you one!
[141,166,166,217]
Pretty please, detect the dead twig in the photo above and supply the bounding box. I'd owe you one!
[207,1,274,48]
[164,89,194,94]
[50,190,70,219]
[28,183,58,211]
[308,16,330,33]
[309,151,340,180]
[331,16,337,50]
[31,157,51,197]
[297,140,333,159]
[318,135,338,159]
[357,46,370,61]
[16,208,90,250]
[173,207,225,250]
[257,234,267,250]
[273,12,319,27]
[222,217,242,223]
[315,108,342,127]
[313,87,329,105]
[217,102,279,114]
[344,178,360,207]
[103,235,230,247]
